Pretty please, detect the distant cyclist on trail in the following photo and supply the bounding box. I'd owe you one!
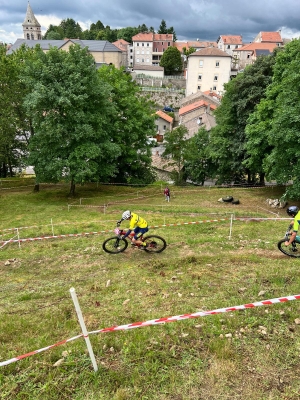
[117,210,149,249]
[285,206,300,247]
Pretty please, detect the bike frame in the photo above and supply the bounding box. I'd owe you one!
[114,227,143,245]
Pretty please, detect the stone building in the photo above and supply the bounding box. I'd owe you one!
[22,2,42,40]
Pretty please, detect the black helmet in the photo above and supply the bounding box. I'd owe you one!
[287,206,299,217]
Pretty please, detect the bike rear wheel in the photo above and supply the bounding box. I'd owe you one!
[277,239,300,258]
[143,235,167,253]
[102,236,128,254]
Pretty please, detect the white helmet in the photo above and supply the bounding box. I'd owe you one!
[122,210,131,220]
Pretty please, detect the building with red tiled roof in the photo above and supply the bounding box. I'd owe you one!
[174,40,217,53]
[112,39,130,67]
[232,42,279,70]
[186,47,231,96]
[253,31,283,46]
[155,110,174,140]
[178,99,217,140]
[217,35,243,56]
[131,32,173,67]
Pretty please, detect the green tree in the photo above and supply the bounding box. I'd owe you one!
[162,125,189,184]
[96,26,117,42]
[167,26,177,42]
[158,20,167,34]
[182,46,195,68]
[245,39,300,198]
[159,46,182,75]
[137,24,148,33]
[59,18,83,39]
[117,27,139,43]
[22,44,120,195]
[43,24,64,40]
[0,44,34,177]
[184,128,212,185]
[208,53,276,184]
[97,65,156,184]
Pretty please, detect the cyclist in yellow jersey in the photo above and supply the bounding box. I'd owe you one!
[285,206,300,246]
[117,210,149,248]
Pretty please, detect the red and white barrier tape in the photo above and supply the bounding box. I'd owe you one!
[0,219,229,245]
[1,293,299,367]
[0,334,83,367]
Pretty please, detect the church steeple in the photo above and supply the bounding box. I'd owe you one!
[22,1,42,40]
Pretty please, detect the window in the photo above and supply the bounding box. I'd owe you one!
[197,85,201,90]
[137,43,139,46]
[146,58,149,63]
[247,54,251,59]
[197,117,203,125]
[142,43,144,46]
[227,44,230,49]
[142,58,144,62]
[147,43,149,47]
[141,50,144,54]
[198,74,202,80]
[130,49,133,53]
[31,34,34,40]
[130,55,133,59]
[136,58,140,63]
[235,45,239,48]
[213,86,217,90]
[168,42,170,46]
[27,33,30,39]
[215,61,220,67]
[163,125,166,131]
[137,50,140,54]
[147,50,149,54]
[199,60,203,67]
[214,75,218,81]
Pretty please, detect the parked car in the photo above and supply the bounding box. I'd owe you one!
[163,106,174,112]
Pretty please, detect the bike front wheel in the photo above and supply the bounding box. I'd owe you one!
[143,235,167,253]
[102,236,128,254]
[277,239,300,258]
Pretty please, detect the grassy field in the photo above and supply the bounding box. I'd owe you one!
[1,180,300,399]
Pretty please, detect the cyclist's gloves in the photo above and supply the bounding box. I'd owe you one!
[123,230,131,239]
[116,219,122,226]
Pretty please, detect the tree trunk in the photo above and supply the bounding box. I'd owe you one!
[259,172,265,185]
[69,178,76,197]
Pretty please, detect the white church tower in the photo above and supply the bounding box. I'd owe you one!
[22,2,42,40]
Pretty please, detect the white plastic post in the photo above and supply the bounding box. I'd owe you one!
[51,219,54,236]
[17,228,21,249]
[229,213,233,240]
[69,287,98,372]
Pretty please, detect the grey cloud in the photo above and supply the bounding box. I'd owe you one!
[1,0,300,43]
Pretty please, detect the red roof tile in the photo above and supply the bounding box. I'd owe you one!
[219,35,243,44]
[236,42,278,52]
[132,32,154,41]
[189,47,231,57]
[260,31,283,43]
[179,100,216,116]
[153,33,173,41]
[155,110,173,123]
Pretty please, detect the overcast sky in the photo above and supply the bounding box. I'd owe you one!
[1,0,300,44]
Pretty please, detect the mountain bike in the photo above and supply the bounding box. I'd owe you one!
[277,223,300,258]
[102,227,167,254]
